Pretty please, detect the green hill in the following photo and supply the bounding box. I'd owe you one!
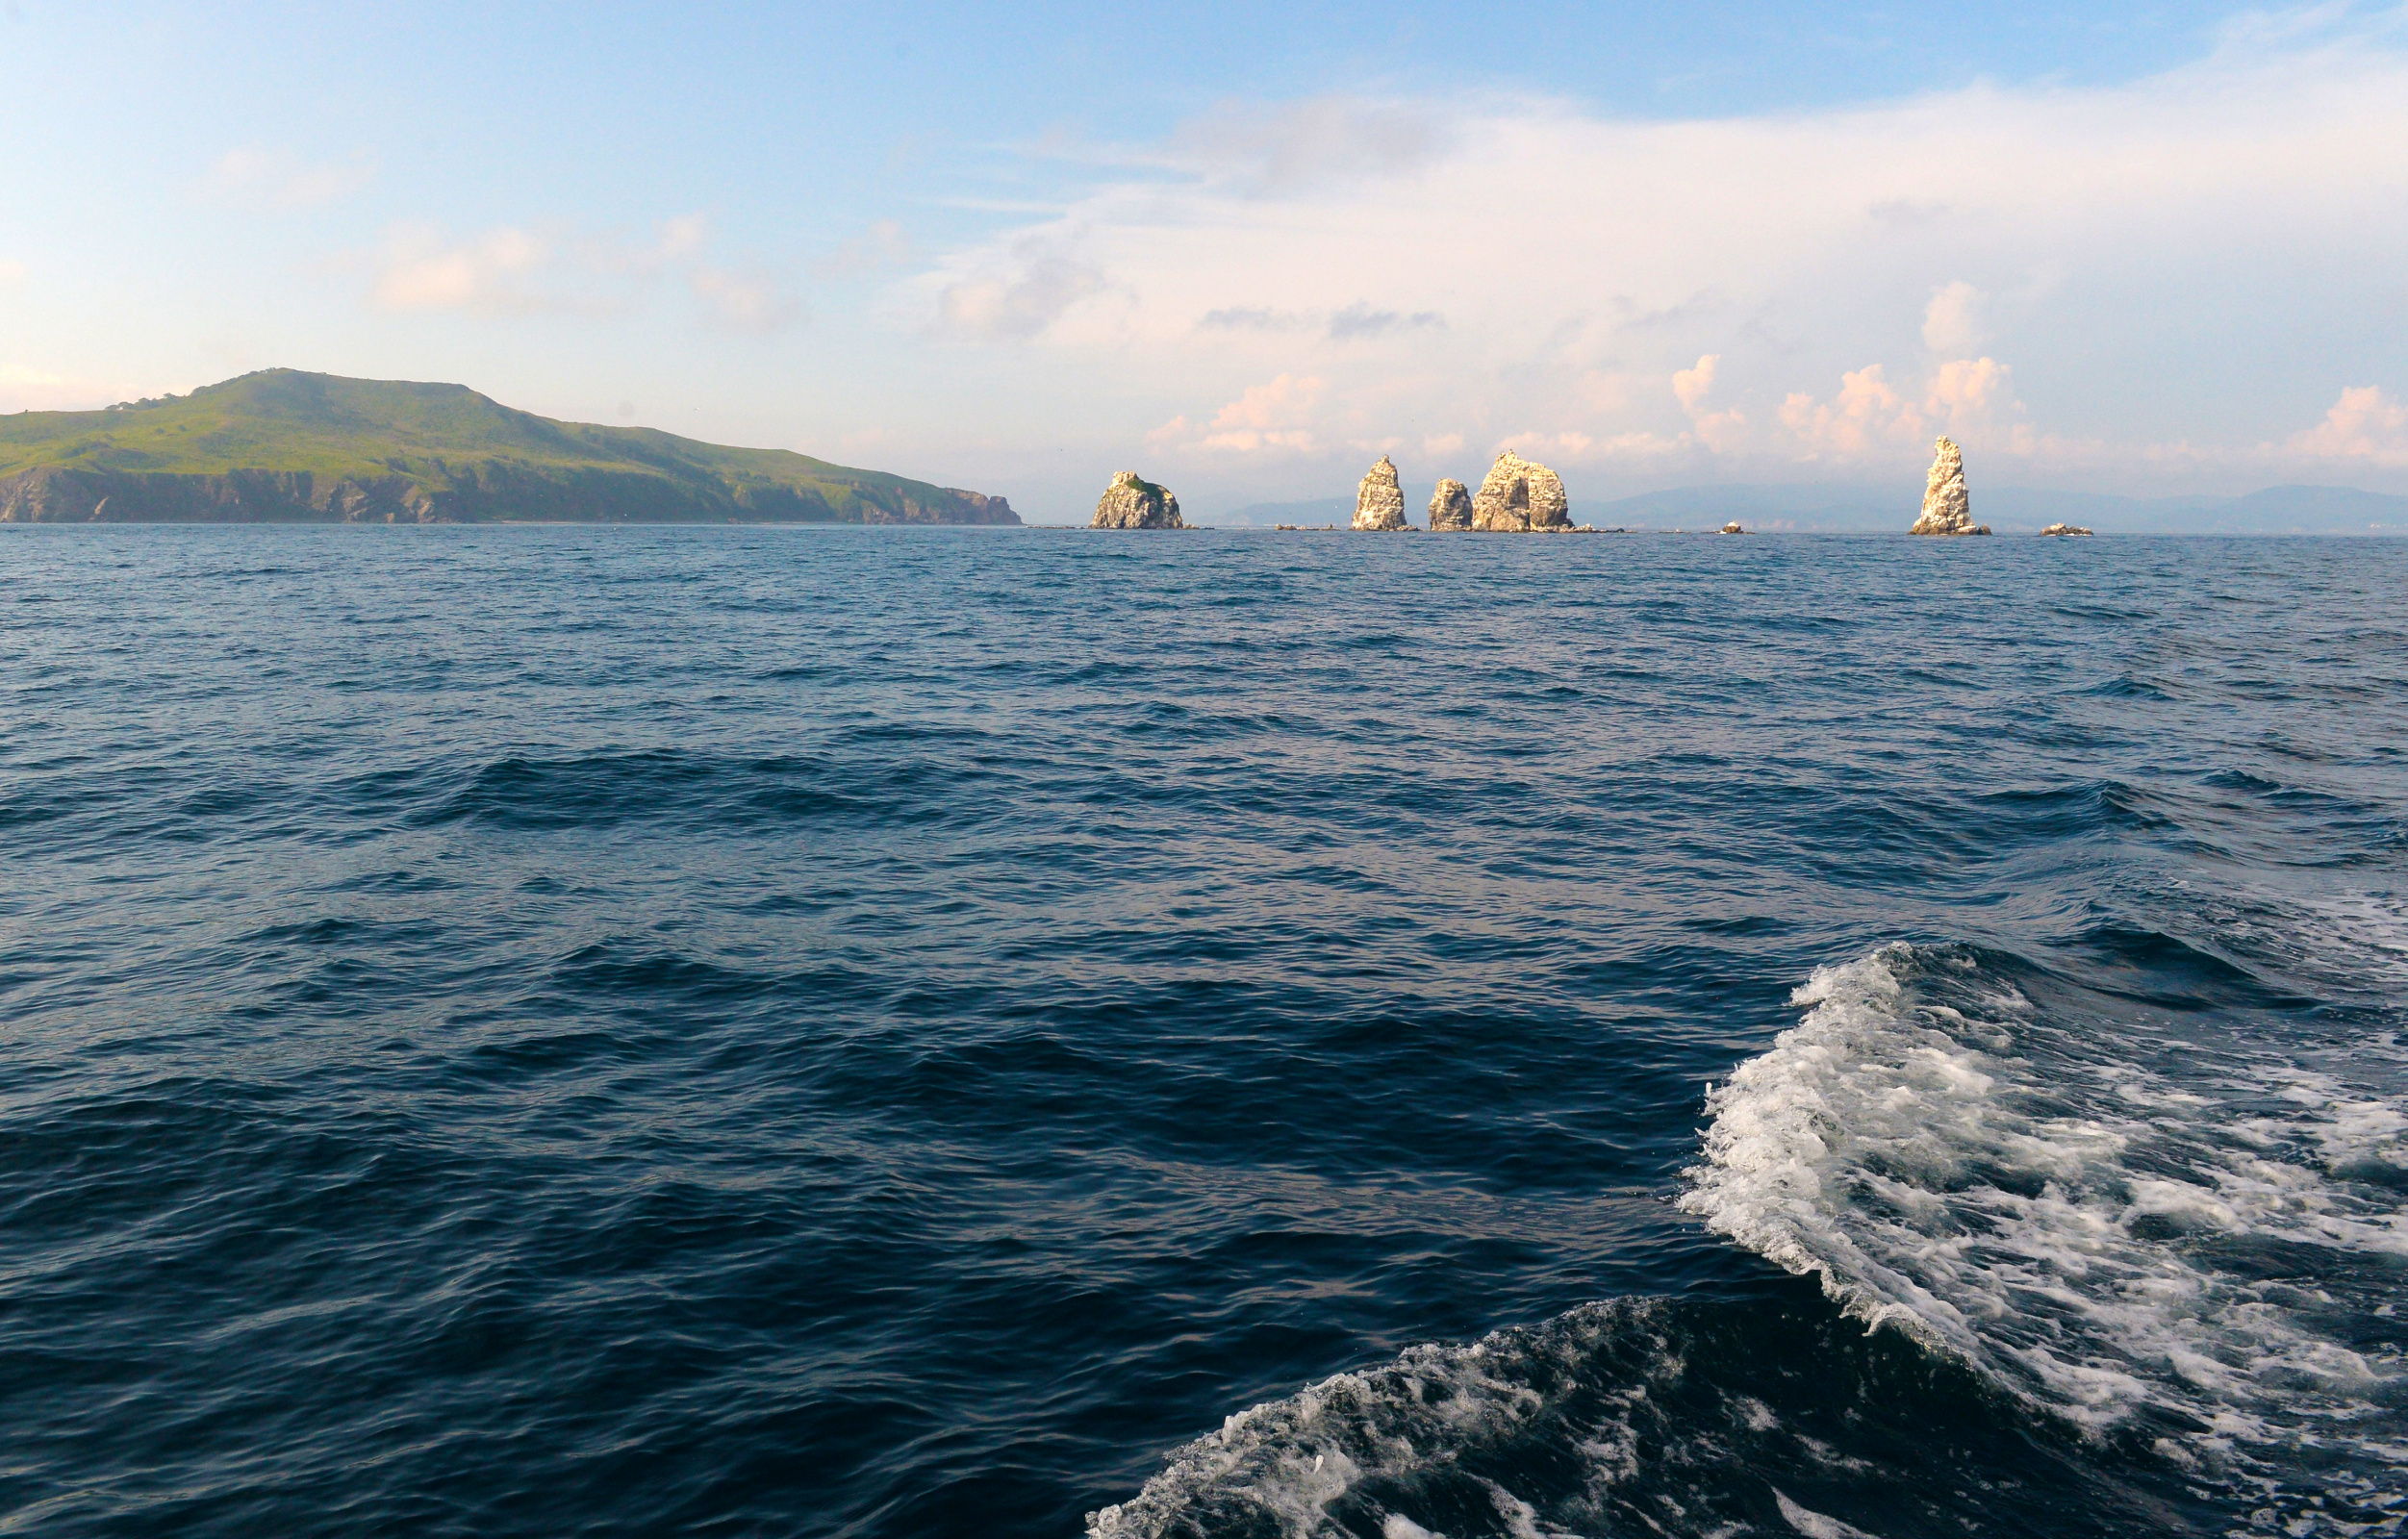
[0,370,1019,525]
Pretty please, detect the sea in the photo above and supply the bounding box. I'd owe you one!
[2,524,2402,1538]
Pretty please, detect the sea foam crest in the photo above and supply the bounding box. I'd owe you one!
[1085,1298,1667,1539]
[1680,941,2407,1518]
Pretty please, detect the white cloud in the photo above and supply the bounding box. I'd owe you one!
[0,260,25,286]
[1921,281,1988,356]
[937,250,1107,340]
[1779,354,2031,460]
[364,213,799,330]
[204,146,373,209]
[811,219,911,281]
[372,224,557,312]
[0,365,165,413]
[897,13,2408,495]
[2287,385,2408,466]
[1150,373,1327,455]
[690,265,805,332]
[1673,353,1748,452]
[1780,365,1923,459]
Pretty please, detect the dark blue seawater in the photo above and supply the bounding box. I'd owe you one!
[2,526,2402,1538]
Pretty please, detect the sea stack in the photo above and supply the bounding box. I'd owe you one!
[1428,479,1472,531]
[1091,470,1183,529]
[1910,438,1990,536]
[1352,456,1410,530]
[1472,451,1571,531]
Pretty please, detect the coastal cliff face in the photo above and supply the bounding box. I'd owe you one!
[0,370,1022,526]
[1428,479,1472,531]
[1352,457,1409,530]
[1471,451,1570,531]
[1090,471,1183,529]
[1910,438,1988,536]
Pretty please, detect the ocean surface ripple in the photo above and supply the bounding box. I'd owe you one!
[2,526,2401,1537]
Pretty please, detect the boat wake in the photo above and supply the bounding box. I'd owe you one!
[1093,935,2408,1537]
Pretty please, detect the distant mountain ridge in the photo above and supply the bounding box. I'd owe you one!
[0,370,1019,526]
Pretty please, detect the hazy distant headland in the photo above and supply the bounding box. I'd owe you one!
[0,370,1020,527]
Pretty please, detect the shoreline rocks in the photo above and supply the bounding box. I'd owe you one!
[1910,437,1990,536]
[1091,470,1183,529]
[1351,456,1409,530]
[2039,523,2094,537]
[1471,451,1571,532]
[1428,479,1472,531]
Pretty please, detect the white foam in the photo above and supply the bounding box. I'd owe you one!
[1680,941,2407,1525]
[1085,1299,1690,1539]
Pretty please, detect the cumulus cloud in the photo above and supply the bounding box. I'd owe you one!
[204,146,373,209]
[900,13,2408,495]
[2287,386,2408,466]
[1150,373,1328,454]
[1780,355,2029,459]
[1673,353,1748,452]
[1921,281,1988,356]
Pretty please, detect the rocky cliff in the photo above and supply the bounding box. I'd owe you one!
[1090,471,1183,529]
[1910,438,1988,536]
[0,370,1021,526]
[1428,479,1472,531]
[1471,451,1571,531]
[1351,456,1409,530]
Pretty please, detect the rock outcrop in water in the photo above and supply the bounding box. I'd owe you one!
[2039,523,2093,537]
[1428,479,1472,531]
[1910,438,1989,536]
[1472,451,1571,532]
[1090,470,1183,529]
[1351,457,1409,530]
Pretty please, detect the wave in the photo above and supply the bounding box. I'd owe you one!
[1681,940,2406,1527]
[1086,1290,2170,1539]
[1095,936,2408,1537]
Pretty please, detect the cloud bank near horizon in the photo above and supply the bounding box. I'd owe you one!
[907,9,2408,493]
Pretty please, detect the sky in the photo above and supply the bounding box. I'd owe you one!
[3,1,2405,520]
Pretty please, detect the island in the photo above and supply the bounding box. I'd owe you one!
[0,369,1020,525]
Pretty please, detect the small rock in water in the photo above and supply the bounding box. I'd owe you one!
[1721,521,1746,535]
[1910,438,1990,536]
[1471,451,1570,531]
[1427,479,1473,532]
[1091,470,1183,529]
[1351,456,1410,530]
[2039,522,2094,537]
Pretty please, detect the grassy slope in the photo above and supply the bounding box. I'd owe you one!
[0,369,995,519]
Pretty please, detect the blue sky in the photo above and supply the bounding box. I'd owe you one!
[4,1,2404,517]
